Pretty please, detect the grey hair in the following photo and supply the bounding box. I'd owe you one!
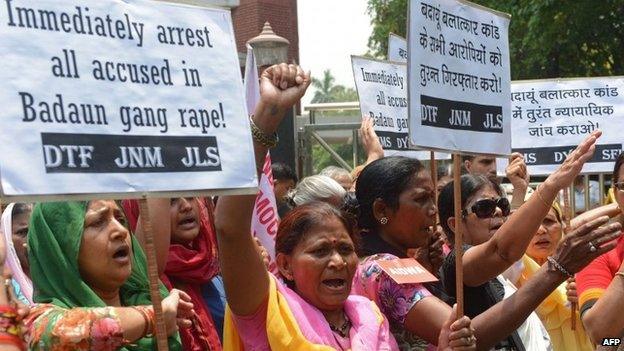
[319,166,352,182]
[287,175,346,207]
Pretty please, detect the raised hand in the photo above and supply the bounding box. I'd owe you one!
[359,116,384,163]
[437,304,476,350]
[255,63,311,134]
[506,152,529,190]
[551,215,622,275]
[544,130,601,191]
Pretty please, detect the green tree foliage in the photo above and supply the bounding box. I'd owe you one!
[312,143,361,174]
[311,69,358,103]
[308,69,361,173]
[366,0,624,79]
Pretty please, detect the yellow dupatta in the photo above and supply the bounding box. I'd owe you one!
[517,255,593,351]
[224,276,335,350]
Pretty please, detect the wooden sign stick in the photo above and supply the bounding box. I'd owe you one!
[453,154,464,317]
[431,151,438,208]
[562,186,577,330]
[138,198,169,350]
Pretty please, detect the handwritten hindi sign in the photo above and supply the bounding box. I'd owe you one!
[0,0,257,199]
[509,77,624,175]
[352,56,450,160]
[388,33,408,63]
[376,258,438,284]
[408,0,511,155]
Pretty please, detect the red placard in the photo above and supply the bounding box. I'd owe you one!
[376,258,439,284]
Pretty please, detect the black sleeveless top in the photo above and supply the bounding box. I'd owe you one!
[441,244,525,351]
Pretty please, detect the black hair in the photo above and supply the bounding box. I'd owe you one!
[341,191,359,222]
[355,156,424,230]
[438,174,502,243]
[613,153,624,184]
[11,203,32,222]
[271,162,298,183]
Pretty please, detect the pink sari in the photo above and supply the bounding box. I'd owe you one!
[224,274,398,350]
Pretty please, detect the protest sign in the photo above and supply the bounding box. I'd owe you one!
[252,154,279,273]
[376,258,438,284]
[247,45,279,273]
[0,0,257,200]
[408,0,511,155]
[351,55,450,160]
[509,77,623,175]
[388,33,408,63]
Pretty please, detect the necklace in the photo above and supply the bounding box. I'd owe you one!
[329,313,351,338]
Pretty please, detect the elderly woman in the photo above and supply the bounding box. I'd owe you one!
[216,63,473,350]
[319,166,354,191]
[24,200,192,350]
[1,203,33,305]
[286,175,346,206]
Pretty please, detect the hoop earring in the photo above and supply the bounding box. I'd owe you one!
[379,217,388,225]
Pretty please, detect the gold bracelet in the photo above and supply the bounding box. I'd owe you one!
[131,306,154,338]
[249,115,279,148]
[535,186,552,210]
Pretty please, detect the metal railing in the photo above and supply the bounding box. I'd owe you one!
[297,102,361,177]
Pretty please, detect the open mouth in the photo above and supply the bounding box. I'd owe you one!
[112,245,130,263]
[534,239,551,247]
[322,278,346,291]
[178,216,198,230]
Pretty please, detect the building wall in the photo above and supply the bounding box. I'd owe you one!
[155,0,239,8]
[231,0,299,64]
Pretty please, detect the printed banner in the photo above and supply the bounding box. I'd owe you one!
[408,0,511,155]
[508,77,624,175]
[352,55,450,160]
[388,33,408,63]
[0,0,256,199]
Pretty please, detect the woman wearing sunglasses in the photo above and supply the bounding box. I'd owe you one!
[352,133,617,351]
[438,130,623,349]
[576,152,624,346]
[439,174,551,350]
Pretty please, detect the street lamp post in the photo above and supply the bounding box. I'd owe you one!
[246,22,290,67]
[246,22,297,174]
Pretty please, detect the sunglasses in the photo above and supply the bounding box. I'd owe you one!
[462,197,510,219]
[614,182,624,191]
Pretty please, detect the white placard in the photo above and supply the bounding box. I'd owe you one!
[0,0,257,199]
[388,33,408,63]
[351,55,450,160]
[408,0,511,155]
[509,77,624,175]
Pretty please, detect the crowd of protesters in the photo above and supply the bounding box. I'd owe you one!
[0,62,622,351]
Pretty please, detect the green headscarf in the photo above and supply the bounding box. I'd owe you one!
[28,201,181,350]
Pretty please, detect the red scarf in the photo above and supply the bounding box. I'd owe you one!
[123,199,222,350]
